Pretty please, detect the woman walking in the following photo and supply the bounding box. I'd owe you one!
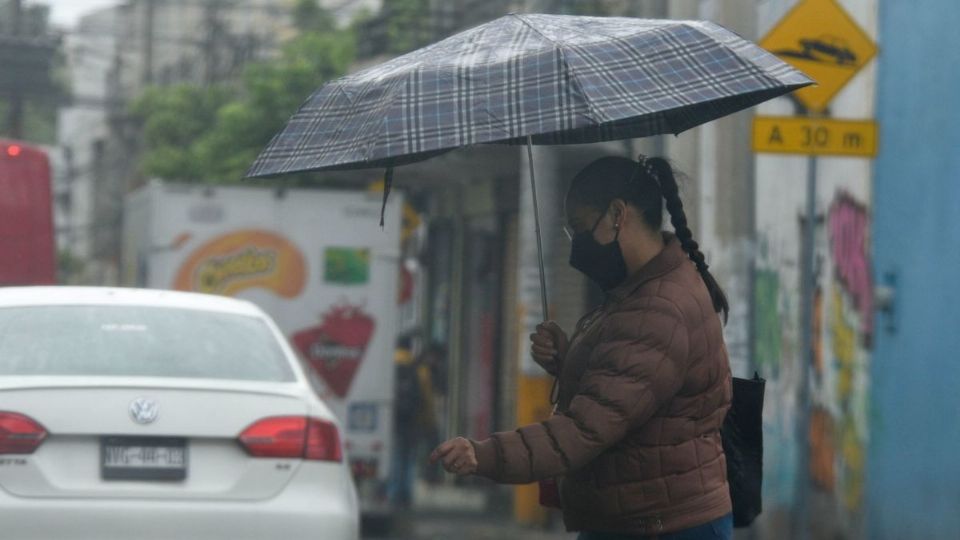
[431,156,734,539]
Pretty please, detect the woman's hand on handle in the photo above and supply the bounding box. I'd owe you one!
[530,321,569,375]
[430,437,478,476]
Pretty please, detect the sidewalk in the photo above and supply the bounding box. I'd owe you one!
[374,511,576,540]
[364,480,575,540]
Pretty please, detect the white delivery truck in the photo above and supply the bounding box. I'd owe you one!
[122,181,401,518]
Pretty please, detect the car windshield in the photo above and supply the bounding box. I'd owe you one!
[0,305,296,382]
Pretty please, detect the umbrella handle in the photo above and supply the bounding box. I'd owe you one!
[526,136,550,321]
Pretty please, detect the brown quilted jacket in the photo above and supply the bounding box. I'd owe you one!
[471,235,732,535]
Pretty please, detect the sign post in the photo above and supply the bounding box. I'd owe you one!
[755,1,878,537]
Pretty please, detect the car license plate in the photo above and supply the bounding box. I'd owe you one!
[101,436,188,481]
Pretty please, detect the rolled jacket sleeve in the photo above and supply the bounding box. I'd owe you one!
[471,302,690,484]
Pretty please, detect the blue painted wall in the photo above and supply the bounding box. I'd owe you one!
[869,1,960,538]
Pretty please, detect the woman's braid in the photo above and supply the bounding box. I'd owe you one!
[641,156,729,323]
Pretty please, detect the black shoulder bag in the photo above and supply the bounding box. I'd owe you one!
[721,372,766,528]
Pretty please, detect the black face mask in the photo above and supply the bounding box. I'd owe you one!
[568,212,628,292]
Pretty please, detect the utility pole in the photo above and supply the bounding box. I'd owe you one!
[203,1,226,85]
[5,0,24,138]
[794,103,825,540]
[142,0,155,85]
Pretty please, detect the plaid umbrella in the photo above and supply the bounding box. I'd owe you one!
[248,14,811,176]
[248,13,812,314]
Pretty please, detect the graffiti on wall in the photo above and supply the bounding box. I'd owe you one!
[809,406,836,491]
[753,190,873,522]
[828,193,874,344]
[807,191,872,511]
[752,235,800,508]
[753,269,783,374]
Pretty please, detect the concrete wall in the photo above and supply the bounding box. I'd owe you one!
[751,0,878,537]
[867,1,960,538]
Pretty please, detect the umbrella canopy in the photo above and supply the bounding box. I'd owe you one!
[247,13,812,177]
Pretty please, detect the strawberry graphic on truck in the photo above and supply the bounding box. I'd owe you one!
[292,304,376,399]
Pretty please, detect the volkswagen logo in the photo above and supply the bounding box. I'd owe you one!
[129,398,159,425]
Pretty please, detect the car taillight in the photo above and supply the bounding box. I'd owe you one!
[238,416,341,462]
[0,412,47,454]
[305,417,342,462]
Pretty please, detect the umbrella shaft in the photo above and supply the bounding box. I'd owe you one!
[526,136,550,320]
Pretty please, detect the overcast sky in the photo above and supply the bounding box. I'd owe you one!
[43,0,123,27]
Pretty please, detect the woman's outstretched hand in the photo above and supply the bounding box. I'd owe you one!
[530,321,569,374]
[430,437,478,476]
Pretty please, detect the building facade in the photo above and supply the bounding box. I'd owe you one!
[57,0,304,284]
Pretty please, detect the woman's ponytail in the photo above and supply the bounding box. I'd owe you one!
[646,157,730,323]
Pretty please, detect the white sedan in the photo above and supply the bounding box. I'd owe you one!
[0,287,359,540]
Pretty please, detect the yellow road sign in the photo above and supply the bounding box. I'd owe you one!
[753,116,877,156]
[760,0,877,113]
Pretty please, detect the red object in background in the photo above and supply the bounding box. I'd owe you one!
[349,457,380,480]
[398,265,414,304]
[292,304,376,398]
[0,140,56,286]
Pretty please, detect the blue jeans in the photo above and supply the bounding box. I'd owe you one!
[386,431,417,507]
[577,513,733,540]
